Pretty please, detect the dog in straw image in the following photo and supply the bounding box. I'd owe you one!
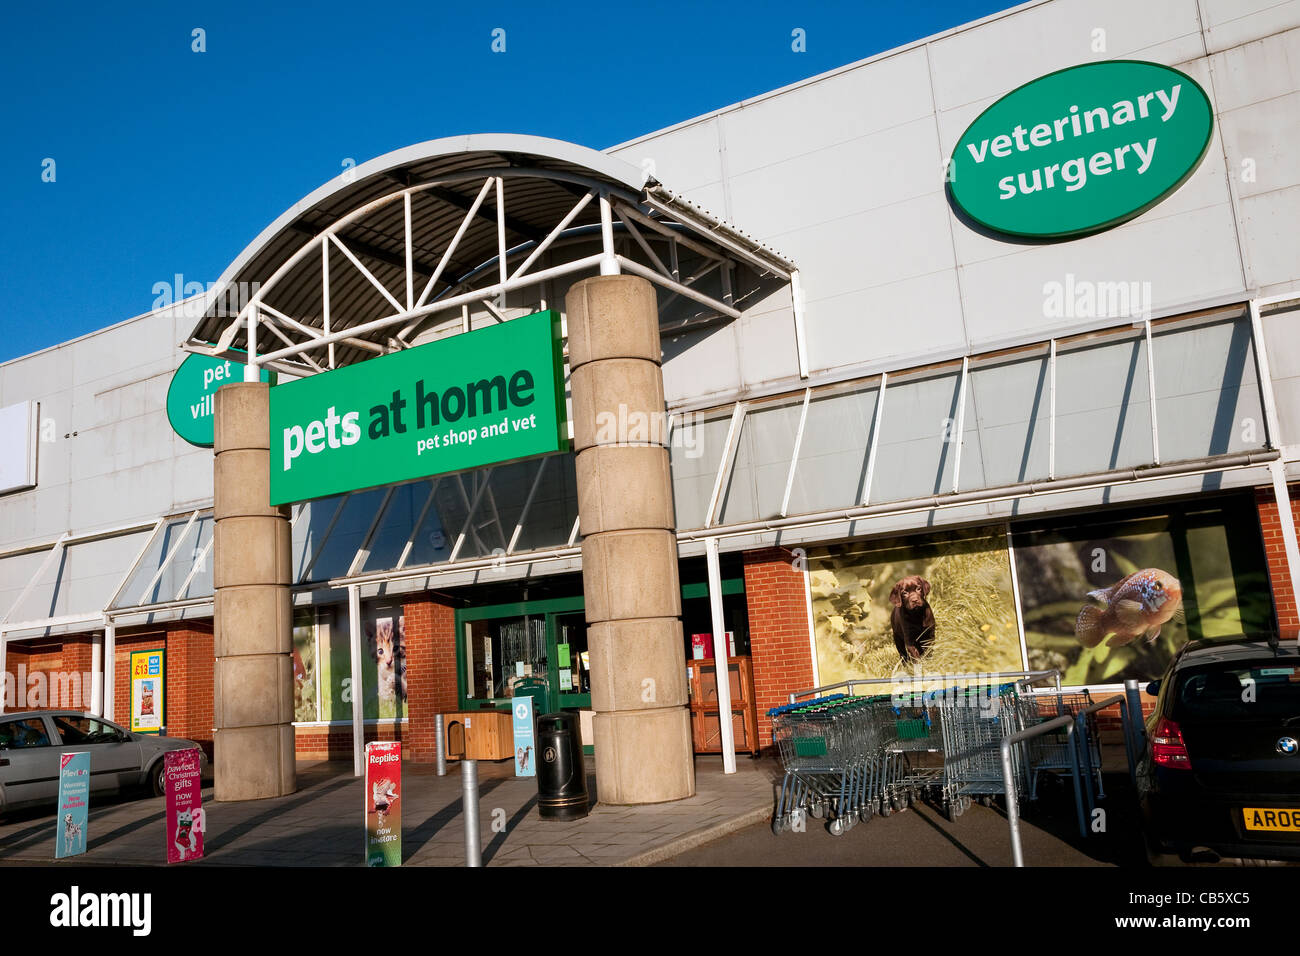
[61,813,82,855]
[371,778,399,827]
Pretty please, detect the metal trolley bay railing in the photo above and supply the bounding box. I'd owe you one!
[769,670,1137,858]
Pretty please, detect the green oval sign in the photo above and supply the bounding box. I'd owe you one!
[166,353,273,448]
[949,60,1214,238]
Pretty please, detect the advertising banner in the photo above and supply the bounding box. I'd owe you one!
[512,695,535,777]
[55,752,90,859]
[808,526,1022,684]
[130,649,165,734]
[164,748,205,864]
[1012,500,1273,684]
[269,309,567,505]
[364,741,401,867]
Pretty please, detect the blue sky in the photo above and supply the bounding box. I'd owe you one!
[0,0,1013,362]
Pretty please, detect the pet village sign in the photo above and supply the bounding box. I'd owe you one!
[948,60,1214,238]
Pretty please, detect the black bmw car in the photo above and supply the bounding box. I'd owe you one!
[1138,636,1300,864]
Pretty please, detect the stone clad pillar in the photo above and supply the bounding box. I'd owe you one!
[566,276,695,804]
[212,382,296,800]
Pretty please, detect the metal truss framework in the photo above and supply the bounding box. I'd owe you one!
[183,169,803,380]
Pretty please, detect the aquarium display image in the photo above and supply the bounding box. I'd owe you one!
[1012,496,1275,685]
[809,526,1023,684]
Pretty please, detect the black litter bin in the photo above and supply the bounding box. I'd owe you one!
[536,711,589,820]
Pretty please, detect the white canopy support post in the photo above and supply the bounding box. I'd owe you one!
[862,373,888,506]
[599,192,619,276]
[1048,339,1057,480]
[952,356,970,494]
[244,309,260,382]
[705,403,747,528]
[779,388,812,518]
[791,269,809,380]
[102,615,116,721]
[706,537,736,774]
[90,631,104,716]
[1250,299,1300,618]
[0,630,7,715]
[349,584,365,777]
[1144,318,1160,465]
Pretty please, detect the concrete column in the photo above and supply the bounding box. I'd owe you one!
[212,382,296,801]
[566,275,695,805]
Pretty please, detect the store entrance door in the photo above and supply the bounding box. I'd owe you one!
[457,597,591,714]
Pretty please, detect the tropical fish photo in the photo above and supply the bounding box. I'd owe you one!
[1075,568,1183,648]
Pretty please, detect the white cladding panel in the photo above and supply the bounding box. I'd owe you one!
[611,0,1300,409]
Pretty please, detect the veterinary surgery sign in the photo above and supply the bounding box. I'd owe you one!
[948,60,1214,238]
[269,310,566,505]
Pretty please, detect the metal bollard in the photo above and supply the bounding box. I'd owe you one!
[463,759,482,867]
[1124,679,1145,755]
[435,713,446,777]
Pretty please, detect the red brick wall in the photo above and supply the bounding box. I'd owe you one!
[4,640,69,711]
[1257,484,1300,632]
[743,548,817,747]
[403,595,458,762]
[165,624,214,756]
[294,722,407,761]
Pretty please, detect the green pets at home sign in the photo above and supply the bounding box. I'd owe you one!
[269,309,566,505]
[948,60,1214,238]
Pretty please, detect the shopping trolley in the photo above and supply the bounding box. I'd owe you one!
[769,694,894,835]
[933,682,1033,818]
[1019,690,1105,800]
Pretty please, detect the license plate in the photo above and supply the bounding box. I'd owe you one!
[1242,807,1300,832]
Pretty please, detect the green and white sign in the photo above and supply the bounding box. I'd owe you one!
[948,60,1214,238]
[269,309,566,505]
[166,352,273,448]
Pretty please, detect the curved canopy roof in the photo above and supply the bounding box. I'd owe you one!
[185,134,796,376]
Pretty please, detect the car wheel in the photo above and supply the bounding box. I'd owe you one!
[151,762,166,797]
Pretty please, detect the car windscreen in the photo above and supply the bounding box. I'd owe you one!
[1174,661,1300,721]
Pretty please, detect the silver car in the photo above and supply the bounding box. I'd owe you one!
[0,711,211,815]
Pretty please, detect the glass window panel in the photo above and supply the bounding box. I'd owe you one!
[111,517,187,609]
[449,463,533,562]
[968,353,1050,487]
[404,477,466,567]
[173,515,214,602]
[299,488,388,582]
[292,496,345,582]
[1262,303,1300,448]
[869,369,963,504]
[360,481,433,572]
[137,515,212,605]
[671,409,738,530]
[510,453,580,554]
[1152,313,1266,460]
[1054,331,1153,477]
[719,397,803,525]
[786,382,879,515]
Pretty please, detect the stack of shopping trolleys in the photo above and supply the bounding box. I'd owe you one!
[769,679,1103,836]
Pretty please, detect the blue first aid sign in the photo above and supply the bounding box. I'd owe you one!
[512,697,535,777]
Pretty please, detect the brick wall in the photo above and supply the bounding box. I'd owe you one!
[165,624,214,756]
[4,639,75,711]
[403,595,458,762]
[294,722,407,761]
[1257,484,1299,631]
[743,548,817,747]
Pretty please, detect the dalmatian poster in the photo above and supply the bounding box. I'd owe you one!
[364,741,402,867]
[165,748,205,864]
[55,752,90,859]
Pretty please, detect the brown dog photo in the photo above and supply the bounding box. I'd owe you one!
[890,575,936,661]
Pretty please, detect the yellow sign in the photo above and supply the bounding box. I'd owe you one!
[1242,807,1300,833]
[129,649,165,734]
